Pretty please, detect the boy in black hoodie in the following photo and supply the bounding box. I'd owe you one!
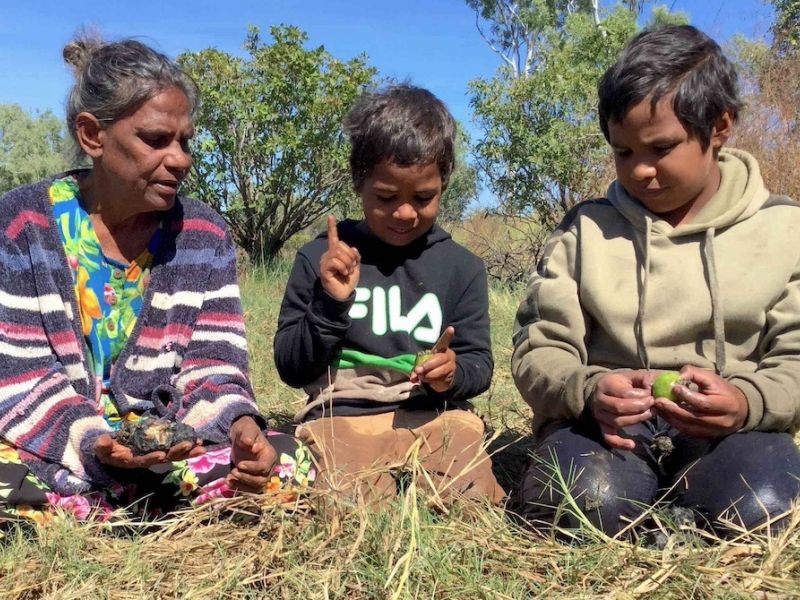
[274,85,504,504]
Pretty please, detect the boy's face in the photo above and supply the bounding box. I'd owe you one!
[607,95,731,225]
[360,160,442,246]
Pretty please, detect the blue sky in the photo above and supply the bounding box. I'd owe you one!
[0,0,775,124]
[0,0,775,206]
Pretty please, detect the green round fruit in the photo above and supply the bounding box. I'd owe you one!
[652,371,683,401]
[414,351,434,369]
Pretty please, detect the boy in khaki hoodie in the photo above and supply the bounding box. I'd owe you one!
[512,25,800,536]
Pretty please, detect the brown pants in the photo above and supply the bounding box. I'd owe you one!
[296,408,505,505]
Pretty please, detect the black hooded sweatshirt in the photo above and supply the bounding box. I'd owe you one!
[274,219,493,421]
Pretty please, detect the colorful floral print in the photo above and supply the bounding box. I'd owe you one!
[75,266,102,336]
[0,430,316,522]
[194,477,233,505]
[0,444,22,465]
[49,175,160,397]
[185,447,231,474]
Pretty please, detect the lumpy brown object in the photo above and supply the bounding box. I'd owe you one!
[114,417,197,455]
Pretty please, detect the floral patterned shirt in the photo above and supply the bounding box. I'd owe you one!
[49,175,160,428]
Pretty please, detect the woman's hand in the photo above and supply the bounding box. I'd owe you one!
[591,370,656,451]
[227,416,278,493]
[654,366,748,438]
[410,326,457,392]
[320,215,360,301]
[94,434,204,469]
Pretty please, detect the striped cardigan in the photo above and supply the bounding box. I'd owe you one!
[0,174,261,495]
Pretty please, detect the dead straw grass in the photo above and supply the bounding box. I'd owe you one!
[2,475,799,598]
[1,267,799,599]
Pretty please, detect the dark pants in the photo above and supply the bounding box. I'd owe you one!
[512,418,800,536]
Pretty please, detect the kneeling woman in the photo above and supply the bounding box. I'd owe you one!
[0,36,315,520]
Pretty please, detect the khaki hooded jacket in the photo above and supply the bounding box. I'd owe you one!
[512,149,800,436]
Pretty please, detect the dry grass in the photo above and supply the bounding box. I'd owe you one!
[732,42,800,202]
[2,474,799,598]
[451,214,550,286]
[1,264,799,599]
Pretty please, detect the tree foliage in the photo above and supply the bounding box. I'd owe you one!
[0,104,66,194]
[467,0,599,79]
[468,1,687,226]
[439,125,479,223]
[772,0,800,54]
[729,4,800,201]
[469,6,631,225]
[179,26,376,262]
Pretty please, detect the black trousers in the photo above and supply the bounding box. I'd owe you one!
[512,417,800,536]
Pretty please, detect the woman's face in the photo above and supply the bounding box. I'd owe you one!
[94,86,194,214]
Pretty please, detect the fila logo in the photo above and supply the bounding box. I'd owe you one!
[349,285,442,343]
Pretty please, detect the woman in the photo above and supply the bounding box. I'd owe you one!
[0,36,314,521]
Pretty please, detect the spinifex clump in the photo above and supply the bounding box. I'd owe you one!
[114,417,197,455]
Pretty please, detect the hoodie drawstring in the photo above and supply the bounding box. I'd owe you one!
[635,221,726,375]
[704,227,727,375]
[635,215,653,370]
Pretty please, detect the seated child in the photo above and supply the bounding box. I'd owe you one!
[511,25,800,536]
[274,85,504,504]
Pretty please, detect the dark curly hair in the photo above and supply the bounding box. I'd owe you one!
[343,84,456,190]
[598,25,741,149]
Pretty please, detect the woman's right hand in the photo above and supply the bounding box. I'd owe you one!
[94,434,204,469]
[227,415,277,492]
[320,215,360,301]
[591,371,656,451]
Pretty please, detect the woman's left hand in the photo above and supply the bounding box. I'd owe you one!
[227,416,277,492]
[94,434,204,469]
[654,366,749,438]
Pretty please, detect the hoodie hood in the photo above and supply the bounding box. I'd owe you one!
[317,218,452,256]
[607,148,770,237]
[605,148,771,374]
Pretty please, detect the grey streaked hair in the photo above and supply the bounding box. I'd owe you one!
[63,35,198,162]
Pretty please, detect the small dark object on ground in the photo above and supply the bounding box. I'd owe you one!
[114,417,197,455]
[651,435,675,457]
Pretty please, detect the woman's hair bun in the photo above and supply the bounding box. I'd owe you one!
[62,32,198,164]
[62,36,103,72]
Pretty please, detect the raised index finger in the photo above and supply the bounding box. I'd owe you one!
[327,214,339,250]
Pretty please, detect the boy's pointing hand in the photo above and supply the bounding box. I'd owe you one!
[320,215,361,301]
